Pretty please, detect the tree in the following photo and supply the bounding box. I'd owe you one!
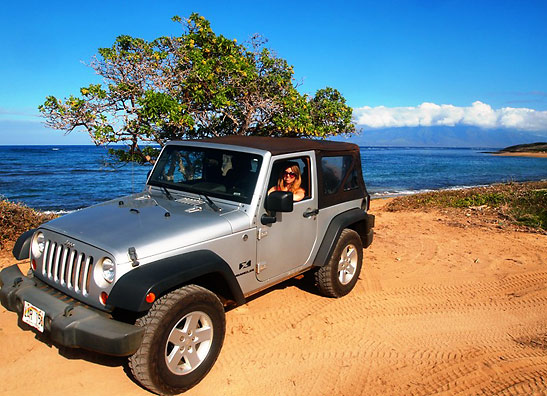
[39,13,355,164]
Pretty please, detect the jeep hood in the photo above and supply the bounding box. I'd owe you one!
[42,193,246,263]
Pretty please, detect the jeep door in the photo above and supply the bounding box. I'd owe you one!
[256,152,319,281]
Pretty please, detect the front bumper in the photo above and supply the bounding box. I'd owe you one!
[0,265,144,356]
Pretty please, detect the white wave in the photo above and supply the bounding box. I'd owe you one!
[370,184,495,198]
[41,209,76,215]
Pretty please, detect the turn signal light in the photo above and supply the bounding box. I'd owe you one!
[31,259,37,271]
[99,292,109,305]
[145,292,156,304]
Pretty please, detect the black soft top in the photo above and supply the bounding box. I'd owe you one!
[181,135,367,209]
[194,136,359,155]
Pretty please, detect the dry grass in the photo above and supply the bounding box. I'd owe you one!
[385,181,547,233]
[0,198,58,250]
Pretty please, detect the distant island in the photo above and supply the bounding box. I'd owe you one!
[492,142,547,158]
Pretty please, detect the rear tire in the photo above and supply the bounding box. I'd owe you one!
[315,229,363,298]
[129,285,225,395]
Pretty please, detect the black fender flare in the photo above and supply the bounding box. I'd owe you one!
[107,250,245,312]
[12,229,36,260]
[312,208,374,268]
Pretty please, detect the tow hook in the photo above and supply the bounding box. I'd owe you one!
[64,304,74,317]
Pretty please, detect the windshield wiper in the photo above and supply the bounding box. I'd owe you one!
[199,192,221,212]
[160,186,173,200]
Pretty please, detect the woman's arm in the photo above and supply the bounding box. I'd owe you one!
[293,188,305,202]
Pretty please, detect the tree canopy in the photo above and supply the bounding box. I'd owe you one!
[39,13,356,163]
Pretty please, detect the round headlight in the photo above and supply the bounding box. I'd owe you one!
[32,232,45,258]
[102,258,115,283]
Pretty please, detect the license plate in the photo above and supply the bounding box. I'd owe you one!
[22,301,45,333]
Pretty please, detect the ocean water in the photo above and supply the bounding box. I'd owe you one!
[361,147,547,197]
[1,146,151,212]
[0,145,546,212]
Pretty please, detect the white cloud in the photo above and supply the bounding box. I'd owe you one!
[0,107,41,122]
[353,101,547,131]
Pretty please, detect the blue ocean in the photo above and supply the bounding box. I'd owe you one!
[0,145,546,212]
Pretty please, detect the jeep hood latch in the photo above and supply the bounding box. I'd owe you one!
[128,247,140,267]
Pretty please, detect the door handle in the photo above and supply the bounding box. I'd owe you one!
[303,208,319,218]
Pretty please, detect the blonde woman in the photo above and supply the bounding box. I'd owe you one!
[268,162,306,201]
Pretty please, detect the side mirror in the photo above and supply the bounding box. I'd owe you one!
[261,191,293,225]
[265,191,293,212]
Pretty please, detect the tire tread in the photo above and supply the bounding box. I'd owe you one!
[315,229,363,298]
[129,285,224,395]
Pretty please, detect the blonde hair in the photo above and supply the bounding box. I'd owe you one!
[277,163,302,193]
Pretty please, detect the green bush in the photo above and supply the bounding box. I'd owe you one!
[509,189,547,229]
[452,192,506,208]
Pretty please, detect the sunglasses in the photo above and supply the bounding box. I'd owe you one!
[283,171,297,178]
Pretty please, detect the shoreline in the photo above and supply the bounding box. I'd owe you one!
[492,151,547,158]
[5,179,547,211]
[2,181,545,252]
[369,178,547,200]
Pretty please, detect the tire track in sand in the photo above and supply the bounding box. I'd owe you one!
[196,268,547,396]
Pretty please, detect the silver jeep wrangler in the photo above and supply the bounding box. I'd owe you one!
[0,136,374,395]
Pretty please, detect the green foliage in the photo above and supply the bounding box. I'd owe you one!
[39,13,356,163]
[452,192,506,208]
[498,142,547,153]
[509,189,547,229]
[108,146,160,165]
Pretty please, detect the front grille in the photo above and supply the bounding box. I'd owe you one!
[41,240,94,296]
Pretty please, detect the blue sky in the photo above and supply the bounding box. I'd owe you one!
[1,0,546,144]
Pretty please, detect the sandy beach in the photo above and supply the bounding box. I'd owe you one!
[493,152,547,158]
[1,198,546,396]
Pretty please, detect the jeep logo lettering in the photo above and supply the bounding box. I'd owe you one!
[64,240,75,249]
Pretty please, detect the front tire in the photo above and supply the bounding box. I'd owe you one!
[315,229,363,298]
[129,285,226,395]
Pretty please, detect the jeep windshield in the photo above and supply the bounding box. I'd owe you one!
[148,145,263,204]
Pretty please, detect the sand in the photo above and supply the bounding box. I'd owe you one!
[1,198,546,395]
[493,152,547,158]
